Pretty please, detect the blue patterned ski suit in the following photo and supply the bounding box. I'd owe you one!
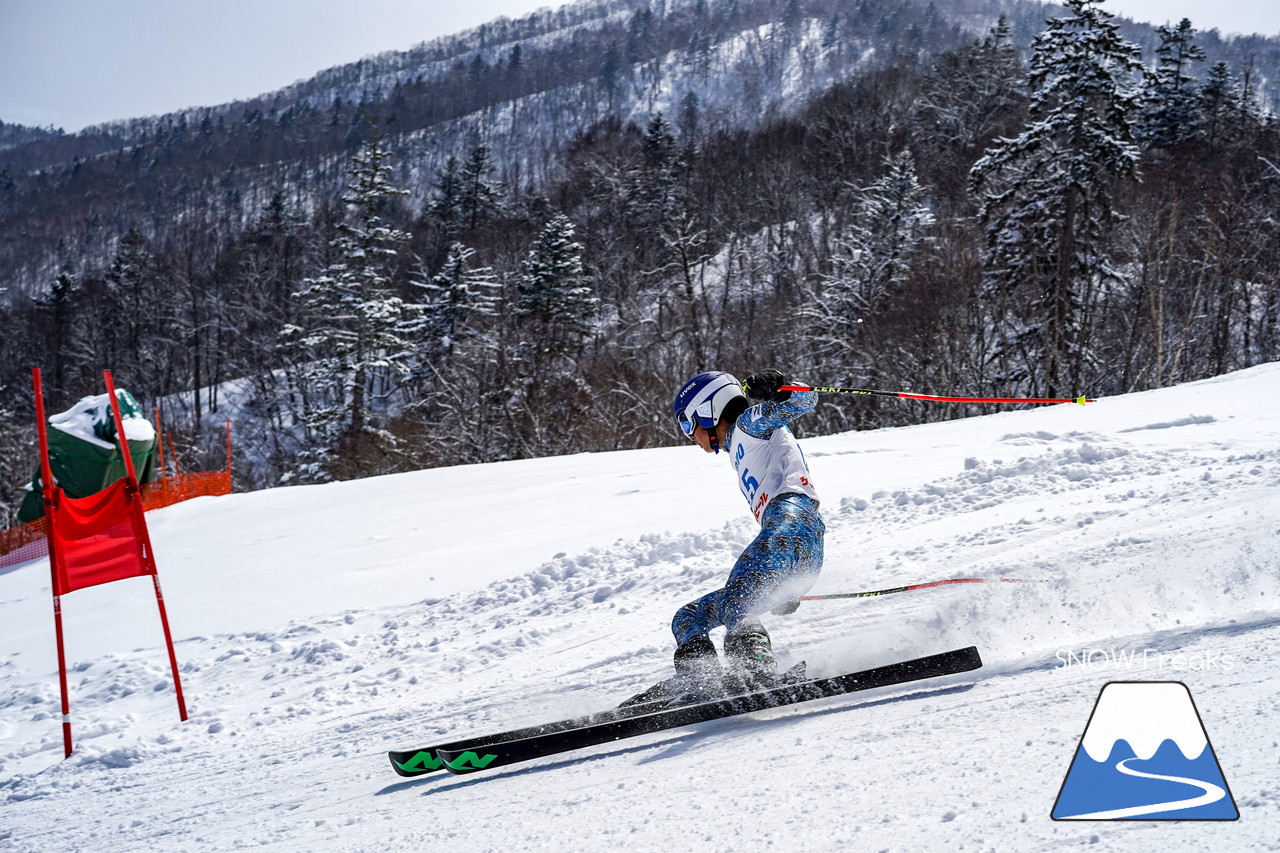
[671,391,824,645]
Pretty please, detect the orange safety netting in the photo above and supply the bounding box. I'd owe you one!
[0,470,231,571]
[138,470,233,512]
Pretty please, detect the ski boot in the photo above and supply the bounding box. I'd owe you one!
[619,636,724,709]
[723,623,778,692]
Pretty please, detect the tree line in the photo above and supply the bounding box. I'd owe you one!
[1,0,1277,524]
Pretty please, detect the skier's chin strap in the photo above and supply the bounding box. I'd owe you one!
[694,419,722,453]
[708,421,733,454]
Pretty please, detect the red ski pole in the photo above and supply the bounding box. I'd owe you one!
[780,385,1093,406]
[799,577,1048,601]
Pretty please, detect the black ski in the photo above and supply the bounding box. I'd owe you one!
[387,663,807,777]
[389,698,669,777]
[431,646,981,775]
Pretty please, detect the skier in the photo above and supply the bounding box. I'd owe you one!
[624,369,824,706]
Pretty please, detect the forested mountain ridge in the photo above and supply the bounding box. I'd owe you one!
[1,0,1277,522]
[0,0,1003,293]
[3,0,1275,296]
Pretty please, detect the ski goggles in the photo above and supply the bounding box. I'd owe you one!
[676,400,715,437]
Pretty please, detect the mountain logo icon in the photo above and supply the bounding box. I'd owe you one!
[1051,681,1239,820]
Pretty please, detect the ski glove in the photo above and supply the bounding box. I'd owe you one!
[742,369,792,403]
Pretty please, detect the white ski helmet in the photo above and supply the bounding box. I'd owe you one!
[672,371,746,439]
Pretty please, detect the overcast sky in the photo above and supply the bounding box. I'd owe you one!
[0,0,576,131]
[1,0,1277,133]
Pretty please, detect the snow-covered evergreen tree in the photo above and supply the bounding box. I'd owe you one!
[806,149,934,365]
[516,214,597,357]
[414,241,500,358]
[969,0,1142,397]
[832,149,935,316]
[1197,61,1260,146]
[405,241,507,466]
[1199,62,1237,146]
[36,270,87,396]
[281,136,417,481]
[0,389,31,528]
[427,155,463,233]
[459,144,502,231]
[1137,19,1205,148]
[509,213,598,457]
[912,16,1023,181]
[426,145,502,235]
[627,114,683,231]
[102,225,153,370]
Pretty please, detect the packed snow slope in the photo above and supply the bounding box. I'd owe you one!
[3,363,1280,851]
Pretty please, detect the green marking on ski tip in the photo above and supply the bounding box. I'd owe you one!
[442,751,499,771]
[1075,396,1089,406]
[393,751,446,773]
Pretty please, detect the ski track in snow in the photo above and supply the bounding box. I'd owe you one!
[1,364,1280,850]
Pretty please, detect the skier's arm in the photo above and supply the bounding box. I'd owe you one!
[737,391,817,440]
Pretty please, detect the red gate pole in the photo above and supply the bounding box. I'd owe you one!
[168,432,182,480]
[153,406,170,504]
[153,407,166,476]
[32,368,75,758]
[102,372,188,722]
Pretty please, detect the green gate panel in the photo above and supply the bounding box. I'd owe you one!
[19,389,157,523]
